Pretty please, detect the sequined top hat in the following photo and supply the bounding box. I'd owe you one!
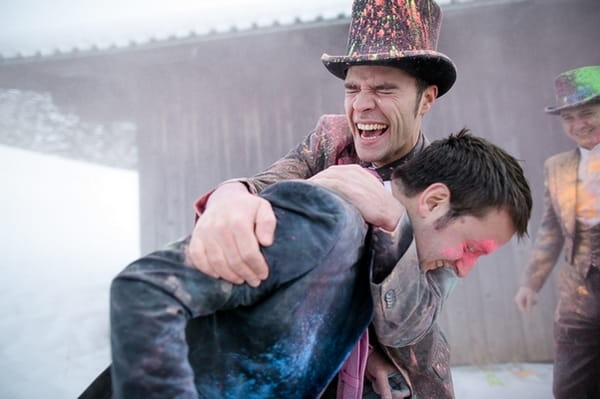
[321,0,457,97]
[545,66,600,115]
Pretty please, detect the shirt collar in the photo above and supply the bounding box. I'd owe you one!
[371,132,427,181]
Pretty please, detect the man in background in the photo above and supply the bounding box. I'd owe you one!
[514,65,600,399]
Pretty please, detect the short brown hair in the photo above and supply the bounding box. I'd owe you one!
[393,129,532,237]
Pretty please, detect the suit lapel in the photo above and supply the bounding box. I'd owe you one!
[552,150,580,238]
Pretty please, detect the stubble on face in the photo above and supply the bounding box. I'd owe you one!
[344,65,425,167]
[417,209,515,278]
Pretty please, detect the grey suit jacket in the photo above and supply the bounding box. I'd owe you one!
[523,149,580,291]
[371,229,458,399]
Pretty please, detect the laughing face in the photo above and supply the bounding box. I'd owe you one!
[559,103,600,150]
[344,65,437,167]
[394,182,516,278]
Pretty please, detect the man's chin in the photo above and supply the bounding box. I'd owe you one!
[355,149,384,166]
[423,260,460,277]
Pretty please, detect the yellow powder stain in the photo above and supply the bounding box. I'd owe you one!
[512,369,536,379]
[484,371,504,386]
[577,285,589,296]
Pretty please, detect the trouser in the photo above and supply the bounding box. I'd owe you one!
[80,181,374,399]
[553,265,600,399]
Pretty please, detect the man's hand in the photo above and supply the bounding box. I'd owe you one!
[366,349,410,399]
[186,182,276,287]
[514,286,538,315]
[308,165,403,231]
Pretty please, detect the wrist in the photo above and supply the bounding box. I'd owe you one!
[380,203,403,232]
[207,180,252,206]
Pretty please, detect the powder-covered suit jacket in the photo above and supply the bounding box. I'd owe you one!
[195,114,458,398]
[522,149,580,292]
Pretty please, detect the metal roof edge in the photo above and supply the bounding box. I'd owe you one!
[0,12,351,65]
[0,0,535,65]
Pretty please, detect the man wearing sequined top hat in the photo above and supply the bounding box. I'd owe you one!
[73,1,529,398]
[514,65,600,399]
[187,0,465,398]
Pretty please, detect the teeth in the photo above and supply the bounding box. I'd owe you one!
[357,123,387,131]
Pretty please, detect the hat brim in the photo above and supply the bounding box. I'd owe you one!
[544,93,600,115]
[321,50,457,97]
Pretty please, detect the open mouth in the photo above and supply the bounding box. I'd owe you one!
[357,123,388,139]
[424,259,459,277]
[433,260,460,276]
[573,128,598,139]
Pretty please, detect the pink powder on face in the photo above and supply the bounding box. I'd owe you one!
[442,239,500,278]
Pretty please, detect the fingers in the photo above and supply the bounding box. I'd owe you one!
[254,200,276,247]
[524,295,538,314]
[310,167,393,223]
[224,219,270,286]
[204,229,246,285]
[372,375,393,399]
[515,295,530,315]
[188,218,245,284]
[186,223,219,279]
[187,190,273,287]
[514,292,526,313]
[368,353,394,399]
[514,287,538,315]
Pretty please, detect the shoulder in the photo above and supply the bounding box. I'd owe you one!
[314,114,352,135]
[312,114,356,153]
[544,149,578,169]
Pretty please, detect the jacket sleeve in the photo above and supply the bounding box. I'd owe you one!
[521,160,565,292]
[194,115,349,217]
[371,240,457,348]
[369,210,412,284]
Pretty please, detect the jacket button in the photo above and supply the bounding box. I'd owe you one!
[384,289,396,308]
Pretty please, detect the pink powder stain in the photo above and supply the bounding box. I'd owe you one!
[441,239,501,277]
[592,127,600,143]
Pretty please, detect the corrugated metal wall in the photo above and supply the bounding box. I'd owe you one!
[1,0,598,365]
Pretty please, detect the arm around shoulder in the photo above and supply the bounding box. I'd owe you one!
[188,180,275,286]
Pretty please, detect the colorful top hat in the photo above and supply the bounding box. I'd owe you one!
[321,0,457,97]
[545,66,600,115]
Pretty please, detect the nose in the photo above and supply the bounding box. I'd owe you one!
[352,90,376,112]
[573,117,589,131]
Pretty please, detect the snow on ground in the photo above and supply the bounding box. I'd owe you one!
[453,362,553,398]
[0,145,139,398]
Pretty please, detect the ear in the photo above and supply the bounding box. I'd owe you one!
[417,182,450,218]
[418,85,438,116]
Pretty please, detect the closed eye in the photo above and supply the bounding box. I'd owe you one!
[375,84,397,95]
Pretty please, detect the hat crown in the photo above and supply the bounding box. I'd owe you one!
[345,0,442,57]
[321,0,456,97]
[551,66,600,111]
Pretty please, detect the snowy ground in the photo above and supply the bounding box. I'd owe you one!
[0,146,140,398]
[453,362,552,398]
[0,145,553,398]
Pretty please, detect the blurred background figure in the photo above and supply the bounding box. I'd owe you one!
[514,65,600,399]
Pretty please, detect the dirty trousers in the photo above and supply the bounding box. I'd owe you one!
[553,265,600,399]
